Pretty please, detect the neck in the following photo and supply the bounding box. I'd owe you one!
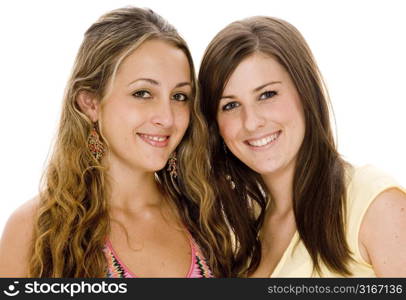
[105,158,163,211]
[262,163,295,217]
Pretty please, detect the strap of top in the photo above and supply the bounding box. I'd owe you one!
[103,235,213,278]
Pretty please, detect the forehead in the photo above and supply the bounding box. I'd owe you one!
[116,39,191,81]
[224,53,287,92]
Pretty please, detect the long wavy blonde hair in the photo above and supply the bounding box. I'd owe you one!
[29,7,237,277]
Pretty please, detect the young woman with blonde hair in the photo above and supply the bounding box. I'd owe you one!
[198,16,406,277]
[0,7,250,278]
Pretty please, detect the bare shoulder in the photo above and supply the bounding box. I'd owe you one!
[0,197,40,277]
[359,188,406,276]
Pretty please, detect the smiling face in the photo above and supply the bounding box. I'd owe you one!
[99,39,192,173]
[217,52,305,178]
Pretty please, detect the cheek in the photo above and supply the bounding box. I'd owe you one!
[101,99,131,124]
[289,98,305,131]
[273,96,304,126]
[297,118,306,146]
[99,106,119,138]
[285,103,306,144]
[218,116,239,144]
[175,106,191,132]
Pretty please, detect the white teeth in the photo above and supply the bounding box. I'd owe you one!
[248,132,279,147]
[141,134,167,142]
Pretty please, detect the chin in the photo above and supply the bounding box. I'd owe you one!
[250,161,283,176]
[129,159,168,174]
[148,162,169,173]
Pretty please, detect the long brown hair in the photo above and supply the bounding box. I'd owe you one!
[198,16,352,275]
[30,7,236,277]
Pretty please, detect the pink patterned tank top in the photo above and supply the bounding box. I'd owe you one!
[103,236,213,278]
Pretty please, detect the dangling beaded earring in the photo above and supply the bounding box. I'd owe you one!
[87,123,105,161]
[223,141,236,190]
[167,151,177,178]
[226,175,236,190]
[223,140,228,154]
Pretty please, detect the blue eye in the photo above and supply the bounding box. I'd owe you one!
[259,90,277,100]
[132,90,152,98]
[222,101,240,111]
[172,93,189,102]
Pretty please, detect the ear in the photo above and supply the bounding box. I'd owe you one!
[76,90,100,122]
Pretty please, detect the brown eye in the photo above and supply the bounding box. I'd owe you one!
[132,90,152,98]
[172,93,189,102]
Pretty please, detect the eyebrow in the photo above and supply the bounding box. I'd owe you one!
[129,78,192,88]
[220,81,282,100]
[174,82,192,88]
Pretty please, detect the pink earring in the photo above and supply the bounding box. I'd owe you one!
[87,124,105,161]
[167,152,177,178]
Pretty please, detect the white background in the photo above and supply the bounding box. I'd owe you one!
[0,0,405,233]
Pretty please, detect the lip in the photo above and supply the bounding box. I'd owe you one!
[137,133,170,148]
[244,130,282,150]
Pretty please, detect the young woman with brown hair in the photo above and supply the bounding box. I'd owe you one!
[198,16,406,277]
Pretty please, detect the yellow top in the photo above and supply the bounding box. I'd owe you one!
[270,165,406,277]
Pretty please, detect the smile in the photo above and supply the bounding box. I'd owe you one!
[245,131,281,148]
[137,133,170,147]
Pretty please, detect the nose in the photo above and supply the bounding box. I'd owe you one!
[151,99,174,128]
[242,104,266,132]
